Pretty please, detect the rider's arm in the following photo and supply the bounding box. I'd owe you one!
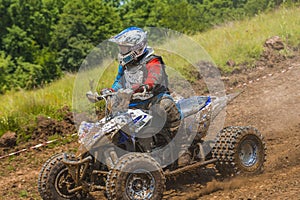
[143,58,163,91]
[111,65,124,91]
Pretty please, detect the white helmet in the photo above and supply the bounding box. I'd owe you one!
[109,27,147,66]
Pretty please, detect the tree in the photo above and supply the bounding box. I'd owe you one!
[0,0,13,46]
[51,0,122,71]
[0,0,293,93]
[34,47,62,83]
[7,0,53,47]
[243,0,269,15]
[13,58,44,89]
[160,0,206,33]
[2,25,38,63]
[0,51,14,93]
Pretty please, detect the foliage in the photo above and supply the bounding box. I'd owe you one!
[0,0,62,93]
[0,51,13,93]
[0,0,298,94]
[51,0,122,72]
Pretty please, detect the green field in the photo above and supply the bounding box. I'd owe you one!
[0,5,299,141]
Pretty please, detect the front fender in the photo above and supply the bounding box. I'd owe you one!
[76,144,89,157]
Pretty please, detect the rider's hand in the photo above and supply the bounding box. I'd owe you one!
[132,84,149,93]
[100,88,114,95]
[86,91,99,103]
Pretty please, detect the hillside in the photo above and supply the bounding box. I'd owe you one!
[0,44,299,200]
[0,5,299,200]
[1,6,299,142]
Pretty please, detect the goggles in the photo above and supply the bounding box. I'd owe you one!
[118,45,132,55]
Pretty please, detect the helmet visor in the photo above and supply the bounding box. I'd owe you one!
[118,45,132,55]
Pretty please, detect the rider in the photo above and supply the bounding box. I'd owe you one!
[104,27,190,167]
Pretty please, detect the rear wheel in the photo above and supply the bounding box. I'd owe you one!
[212,126,266,176]
[106,153,165,200]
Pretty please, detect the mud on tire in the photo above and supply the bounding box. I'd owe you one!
[212,126,266,176]
[38,153,83,200]
[38,153,63,199]
[106,153,165,200]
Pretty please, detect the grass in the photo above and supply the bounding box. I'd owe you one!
[0,74,75,138]
[193,5,300,72]
[0,5,299,141]
[19,190,28,198]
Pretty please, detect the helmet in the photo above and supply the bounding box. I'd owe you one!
[109,27,147,66]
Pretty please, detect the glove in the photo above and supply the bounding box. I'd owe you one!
[100,88,114,95]
[86,91,99,103]
[132,84,149,93]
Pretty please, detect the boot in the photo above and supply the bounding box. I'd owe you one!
[177,149,191,167]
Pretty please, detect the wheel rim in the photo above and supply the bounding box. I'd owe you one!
[239,138,258,167]
[126,169,155,200]
[55,167,76,198]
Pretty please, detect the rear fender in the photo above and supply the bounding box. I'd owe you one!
[211,92,240,119]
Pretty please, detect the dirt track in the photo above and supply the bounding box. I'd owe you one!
[0,52,299,199]
[163,53,300,200]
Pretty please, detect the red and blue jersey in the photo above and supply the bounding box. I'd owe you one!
[112,54,169,95]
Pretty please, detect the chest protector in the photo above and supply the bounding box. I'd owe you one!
[124,64,144,89]
[122,55,169,95]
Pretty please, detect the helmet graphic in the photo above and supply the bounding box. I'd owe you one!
[109,27,147,66]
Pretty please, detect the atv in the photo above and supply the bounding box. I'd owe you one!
[38,88,266,200]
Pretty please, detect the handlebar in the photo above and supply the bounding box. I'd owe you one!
[86,91,115,103]
[86,85,150,103]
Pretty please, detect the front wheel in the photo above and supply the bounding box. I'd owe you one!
[38,153,84,200]
[106,153,165,200]
[212,126,266,176]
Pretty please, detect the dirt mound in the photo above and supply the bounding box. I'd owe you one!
[264,36,285,50]
[31,106,76,140]
[256,36,287,68]
[218,36,296,91]
[0,131,17,148]
[192,36,291,95]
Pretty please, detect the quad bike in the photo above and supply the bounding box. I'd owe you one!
[38,88,266,200]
